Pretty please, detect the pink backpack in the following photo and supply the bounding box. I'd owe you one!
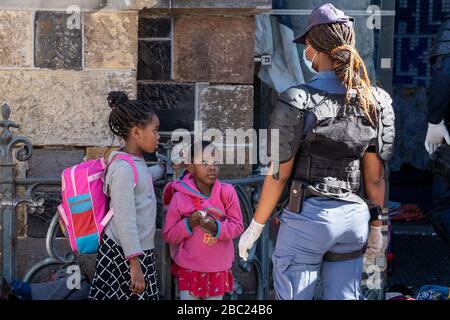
[57,154,138,254]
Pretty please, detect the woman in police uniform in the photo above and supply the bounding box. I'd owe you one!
[239,3,395,300]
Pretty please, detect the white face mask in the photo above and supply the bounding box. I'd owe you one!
[303,45,318,74]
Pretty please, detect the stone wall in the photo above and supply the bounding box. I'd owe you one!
[136,11,257,178]
[1,10,138,147]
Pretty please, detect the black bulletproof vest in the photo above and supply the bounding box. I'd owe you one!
[292,88,377,200]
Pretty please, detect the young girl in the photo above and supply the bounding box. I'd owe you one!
[89,91,164,300]
[162,141,244,300]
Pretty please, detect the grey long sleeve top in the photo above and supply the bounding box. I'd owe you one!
[103,151,164,258]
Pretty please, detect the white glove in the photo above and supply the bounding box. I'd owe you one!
[425,121,450,155]
[238,219,265,261]
[366,226,383,255]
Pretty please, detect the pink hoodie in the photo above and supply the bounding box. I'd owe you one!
[162,172,244,273]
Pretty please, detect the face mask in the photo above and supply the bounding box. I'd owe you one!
[303,45,318,74]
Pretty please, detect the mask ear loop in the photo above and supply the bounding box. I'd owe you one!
[310,51,318,65]
[305,45,319,64]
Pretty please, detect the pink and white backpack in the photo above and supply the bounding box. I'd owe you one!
[57,154,138,254]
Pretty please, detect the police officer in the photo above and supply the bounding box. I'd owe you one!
[425,14,450,245]
[238,3,395,300]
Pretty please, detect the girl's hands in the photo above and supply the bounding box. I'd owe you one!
[129,257,146,295]
[200,218,218,235]
[187,211,218,235]
[187,211,204,230]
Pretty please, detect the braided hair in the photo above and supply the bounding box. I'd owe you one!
[307,23,377,126]
[107,91,156,139]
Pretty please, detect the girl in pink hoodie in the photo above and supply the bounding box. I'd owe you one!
[162,141,244,300]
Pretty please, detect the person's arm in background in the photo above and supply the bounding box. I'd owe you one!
[428,57,450,125]
[147,163,165,181]
[362,150,385,254]
[425,56,450,154]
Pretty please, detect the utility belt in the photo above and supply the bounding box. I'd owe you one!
[286,179,367,262]
[286,180,310,214]
[287,180,353,213]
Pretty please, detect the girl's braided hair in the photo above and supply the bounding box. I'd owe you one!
[308,23,377,126]
[107,91,156,139]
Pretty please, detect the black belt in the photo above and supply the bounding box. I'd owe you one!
[323,245,367,262]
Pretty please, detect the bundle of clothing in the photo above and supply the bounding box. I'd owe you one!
[388,201,426,222]
[386,284,450,300]
[0,264,90,300]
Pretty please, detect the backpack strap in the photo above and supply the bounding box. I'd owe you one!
[192,183,228,212]
[219,184,228,208]
[101,154,139,228]
[100,208,115,227]
[162,182,202,211]
[107,153,139,187]
[192,197,202,211]
[162,171,188,208]
[165,178,228,213]
[162,182,175,208]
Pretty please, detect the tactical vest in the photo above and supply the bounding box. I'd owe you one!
[271,84,395,210]
[295,87,377,204]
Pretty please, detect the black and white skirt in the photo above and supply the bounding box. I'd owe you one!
[88,233,159,300]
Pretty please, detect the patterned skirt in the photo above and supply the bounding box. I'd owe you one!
[172,263,233,298]
[88,233,159,300]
